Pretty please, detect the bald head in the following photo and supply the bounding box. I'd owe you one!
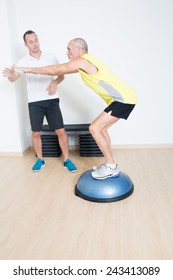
[67,38,88,60]
[71,38,88,52]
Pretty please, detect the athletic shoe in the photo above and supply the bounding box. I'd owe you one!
[64,159,77,172]
[92,163,106,171]
[32,158,45,172]
[91,163,120,180]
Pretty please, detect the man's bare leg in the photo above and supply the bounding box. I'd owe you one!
[32,131,43,158]
[89,111,119,164]
[55,128,69,161]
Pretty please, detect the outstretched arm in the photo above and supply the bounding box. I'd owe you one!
[14,59,83,76]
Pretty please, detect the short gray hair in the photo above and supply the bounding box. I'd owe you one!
[73,38,88,52]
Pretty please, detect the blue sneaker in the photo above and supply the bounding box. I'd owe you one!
[64,159,77,172]
[32,158,45,172]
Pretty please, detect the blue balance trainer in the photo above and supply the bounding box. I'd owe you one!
[75,170,134,202]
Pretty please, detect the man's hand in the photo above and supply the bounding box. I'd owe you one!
[47,75,64,95]
[2,66,21,82]
[47,80,57,95]
[2,67,15,78]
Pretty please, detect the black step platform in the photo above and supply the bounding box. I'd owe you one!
[41,135,62,157]
[42,124,90,134]
[79,134,103,157]
[41,124,103,157]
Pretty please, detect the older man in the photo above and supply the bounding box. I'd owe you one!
[13,38,137,179]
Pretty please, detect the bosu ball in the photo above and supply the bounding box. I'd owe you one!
[75,170,134,202]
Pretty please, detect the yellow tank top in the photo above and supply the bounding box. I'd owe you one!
[78,54,137,105]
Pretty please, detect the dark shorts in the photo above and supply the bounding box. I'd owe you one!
[104,101,135,120]
[28,98,64,131]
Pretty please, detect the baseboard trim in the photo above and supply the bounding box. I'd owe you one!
[0,152,24,157]
[0,147,31,157]
[111,144,173,149]
[69,145,79,150]
[1,144,173,157]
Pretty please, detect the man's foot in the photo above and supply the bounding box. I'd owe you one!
[32,158,45,172]
[91,163,120,180]
[64,159,77,172]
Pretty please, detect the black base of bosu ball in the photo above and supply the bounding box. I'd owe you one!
[75,170,134,202]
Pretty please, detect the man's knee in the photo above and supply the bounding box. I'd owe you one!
[55,128,66,138]
[89,123,98,135]
[32,131,41,139]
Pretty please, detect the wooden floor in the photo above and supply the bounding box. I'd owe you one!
[0,148,173,260]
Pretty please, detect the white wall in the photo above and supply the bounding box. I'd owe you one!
[0,0,173,153]
[0,0,29,154]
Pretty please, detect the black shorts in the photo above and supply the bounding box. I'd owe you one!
[104,101,135,120]
[28,98,64,131]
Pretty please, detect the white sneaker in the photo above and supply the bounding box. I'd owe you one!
[92,163,106,171]
[91,164,120,180]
